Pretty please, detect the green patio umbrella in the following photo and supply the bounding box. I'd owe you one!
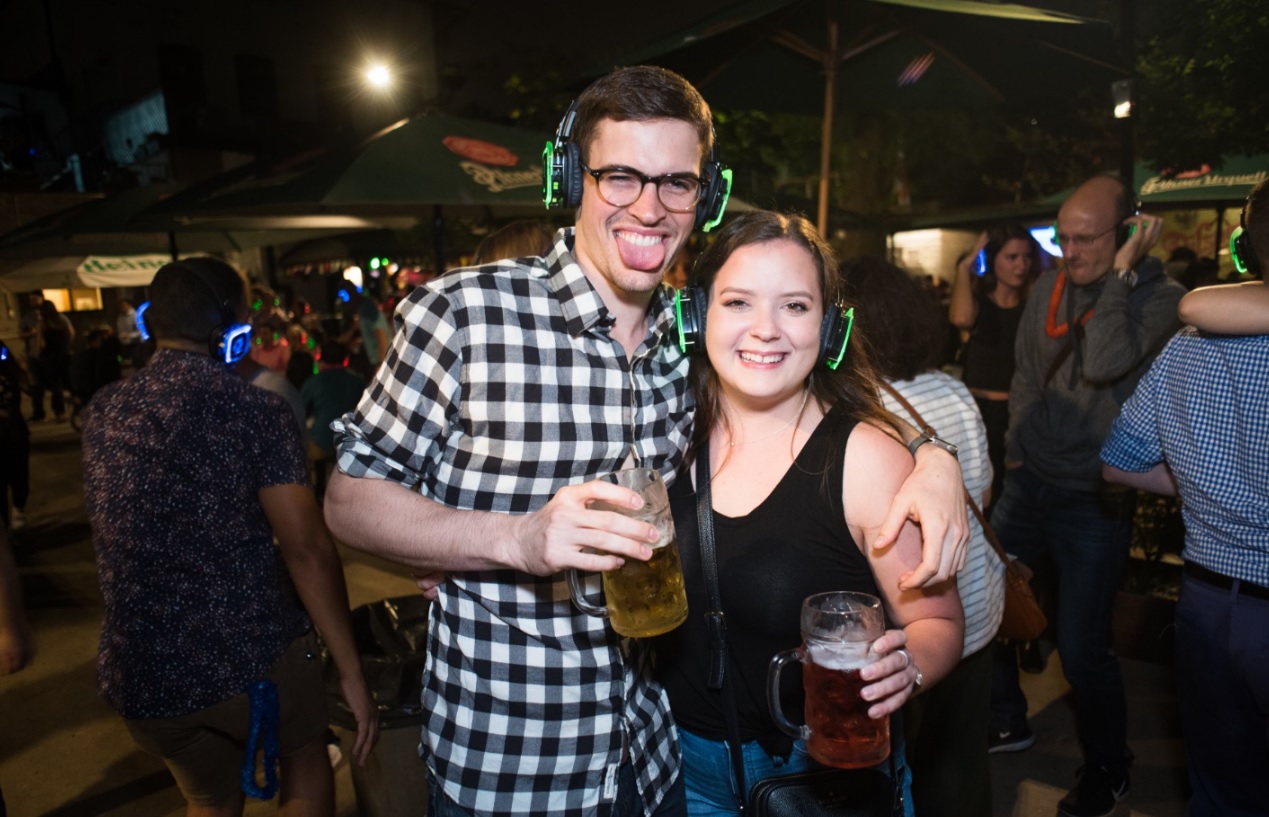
[599,0,1126,233]
[1136,155,1268,208]
[0,183,389,260]
[143,114,552,273]
[0,184,396,290]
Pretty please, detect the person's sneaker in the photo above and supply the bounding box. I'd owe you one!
[988,723,1036,753]
[10,509,25,531]
[1057,764,1130,817]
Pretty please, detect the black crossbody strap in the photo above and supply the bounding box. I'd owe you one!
[696,449,727,691]
[695,445,750,811]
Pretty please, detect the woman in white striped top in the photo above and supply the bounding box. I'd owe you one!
[844,256,1005,817]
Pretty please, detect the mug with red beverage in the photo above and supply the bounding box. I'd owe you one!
[767,591,890,769]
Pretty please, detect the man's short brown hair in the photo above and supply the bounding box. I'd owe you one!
[571,66,713,168]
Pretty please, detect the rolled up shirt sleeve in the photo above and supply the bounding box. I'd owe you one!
[332,290,462,488]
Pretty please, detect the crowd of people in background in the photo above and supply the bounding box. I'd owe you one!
[1,62,1265,817]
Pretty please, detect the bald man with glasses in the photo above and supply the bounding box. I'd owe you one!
[987,174,1184,817]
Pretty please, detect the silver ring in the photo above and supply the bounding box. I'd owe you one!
[896,648,913,670]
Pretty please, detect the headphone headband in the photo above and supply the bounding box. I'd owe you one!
[543,100,731,233]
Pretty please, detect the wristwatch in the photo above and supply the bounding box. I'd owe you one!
[1116,267,1138,288]
[908,432,959,461]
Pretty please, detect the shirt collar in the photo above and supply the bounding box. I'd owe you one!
[545,227,680,349]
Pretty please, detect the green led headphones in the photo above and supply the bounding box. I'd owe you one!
[674,287,855,370]
[1230,195,1259,275]
[542,100,733,233]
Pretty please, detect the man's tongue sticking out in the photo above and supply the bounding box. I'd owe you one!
[617,230,667,272]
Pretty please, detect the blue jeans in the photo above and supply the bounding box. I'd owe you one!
[427,762,687,817]
[677,726,913,817]
[988,465,1133,769]
[1174,573,1269,816]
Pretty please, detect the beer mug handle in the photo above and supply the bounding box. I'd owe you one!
[567,569,609,618]
[767,648,811,741]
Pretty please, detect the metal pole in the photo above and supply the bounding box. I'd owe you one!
[817,16,839,237]
[433,204,446,276]
[1117,0,1136,190]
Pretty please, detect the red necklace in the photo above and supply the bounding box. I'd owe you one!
[1045,270,1094,339]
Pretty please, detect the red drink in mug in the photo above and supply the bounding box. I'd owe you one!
[802,639,890,768]
[768,591,890,768]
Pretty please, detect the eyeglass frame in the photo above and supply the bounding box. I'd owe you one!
[1053,222,1119,250]
[580,163,707,213]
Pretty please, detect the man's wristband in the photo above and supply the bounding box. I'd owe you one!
[908,432,959,460]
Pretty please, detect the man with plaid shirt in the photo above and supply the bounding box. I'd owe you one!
[326,66,968,817]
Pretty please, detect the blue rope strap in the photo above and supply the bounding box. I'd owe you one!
[241,679,280,800]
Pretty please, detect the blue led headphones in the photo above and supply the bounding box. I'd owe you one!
[147,262,253,365]
[673,286,855,370]
[542,99,733,233]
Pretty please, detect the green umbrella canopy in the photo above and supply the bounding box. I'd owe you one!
[1136,155,1268,208]
[150,115,550,220]
[0,183,380,259]
[1030,155,1269,211]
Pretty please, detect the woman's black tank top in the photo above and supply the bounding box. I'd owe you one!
[962,294,1023,392]
[654,403,879,750]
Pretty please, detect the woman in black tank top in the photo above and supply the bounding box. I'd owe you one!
[653,212,964,816]
[948,224,1039,508]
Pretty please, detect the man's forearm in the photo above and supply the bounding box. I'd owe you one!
[1102,462,1177,497]
[324,469,518,572]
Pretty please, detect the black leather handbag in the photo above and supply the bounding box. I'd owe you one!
[748,767,898,817]
[693,448,903,817]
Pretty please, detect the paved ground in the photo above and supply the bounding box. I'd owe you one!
[1,420,1190,816]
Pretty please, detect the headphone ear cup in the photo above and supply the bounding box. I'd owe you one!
[563,141,584,209]
[695,162,723,231]
[819,306,855,370]
[1231,226,1258,275]
[674,287,708,355]
[695,161,732,233]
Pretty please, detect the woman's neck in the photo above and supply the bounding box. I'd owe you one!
[717,388,817,447]
[992,281,1021,309]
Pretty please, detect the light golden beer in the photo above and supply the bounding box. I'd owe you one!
[603,537,689,638]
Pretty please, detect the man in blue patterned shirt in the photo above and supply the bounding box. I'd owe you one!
[326,66,969,817]
[1102,179,1269,817]
[83,259,378,816]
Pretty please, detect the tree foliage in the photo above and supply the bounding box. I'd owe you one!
[1136,0,1269,169]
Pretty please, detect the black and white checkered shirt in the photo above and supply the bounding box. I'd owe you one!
[333,228,691,817]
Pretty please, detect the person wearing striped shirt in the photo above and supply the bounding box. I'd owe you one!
[845,256,1004,817]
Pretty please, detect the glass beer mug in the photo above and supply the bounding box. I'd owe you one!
[767,591,890,769]
[567,467,689,638]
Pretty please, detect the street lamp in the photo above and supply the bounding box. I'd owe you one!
[1112,78,1136,194]
[1111,78,1134,120]
[365,63,392,91]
